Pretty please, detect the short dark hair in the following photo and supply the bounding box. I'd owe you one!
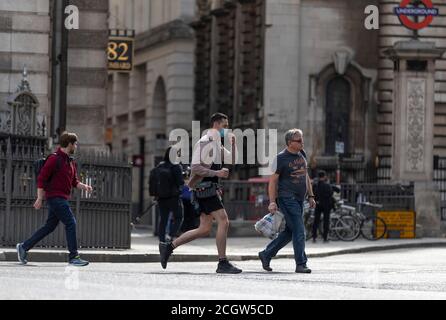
[59,132,78,148]
[210,113,228,126]
[318,170,327,178]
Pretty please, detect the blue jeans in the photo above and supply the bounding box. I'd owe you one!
[262,196,307,266]
[23,197,79,260]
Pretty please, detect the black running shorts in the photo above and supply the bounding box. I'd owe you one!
[196,195,224,215]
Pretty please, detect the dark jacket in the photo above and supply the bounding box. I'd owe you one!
[170,163,185,192]
[37,148,80,200]
[159,162,185,198]
[313,180,334,209]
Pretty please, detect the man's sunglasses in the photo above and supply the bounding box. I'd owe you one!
[290,139,303,143]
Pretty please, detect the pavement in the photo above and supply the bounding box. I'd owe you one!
[1,226,446,263]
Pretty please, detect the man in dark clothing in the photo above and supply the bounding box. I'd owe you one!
[17,132,93,266]
[156,147,185,243]
[312,170,333,243]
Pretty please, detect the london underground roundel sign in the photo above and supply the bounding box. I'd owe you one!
[394,0,439,30]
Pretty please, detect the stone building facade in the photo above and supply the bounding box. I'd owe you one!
[193,0,383,180]
[107,0,196,218]
[193,0,446,177]
[66,0,109,149]
[193,0,446,233]
[0,0,109,149]
[0,0,51,135]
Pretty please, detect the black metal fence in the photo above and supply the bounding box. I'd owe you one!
[308,157,391,184]
[0,135,132,249]
[339,183,414,211]
[220,180,415,221]
[434,156,446,221]
[221,181,268,221]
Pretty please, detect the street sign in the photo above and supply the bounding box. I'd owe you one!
[394,0,439,31]
[108,36,134,72]
[377,211,416,239]
[335,141,345,154]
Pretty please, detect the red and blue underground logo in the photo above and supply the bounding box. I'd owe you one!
[394,0,439,30]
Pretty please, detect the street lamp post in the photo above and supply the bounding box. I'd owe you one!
[336,152,341,185]
[335,140,344,184]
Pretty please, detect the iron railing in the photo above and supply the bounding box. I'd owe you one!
[0,135,132,249]
[434,156,446,221]
[220,180,415,221]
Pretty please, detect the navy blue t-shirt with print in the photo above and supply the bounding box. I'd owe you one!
[273,149,308,201]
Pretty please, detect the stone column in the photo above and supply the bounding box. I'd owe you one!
[144,64,157,171]
[66,0,108,150]
[384,40,445,237]
[128,71,137,153]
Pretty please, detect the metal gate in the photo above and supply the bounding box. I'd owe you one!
[434,156,446,221]
[0,72,132,249]
[0,135,132,249]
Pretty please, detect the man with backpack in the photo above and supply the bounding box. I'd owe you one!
[149,147,185,244]
[159,113,242,274]
[16,132,93,266]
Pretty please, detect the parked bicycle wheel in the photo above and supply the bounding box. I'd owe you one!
[360,216,387,240]
[324,215,340,241]
[304,213,339,241]
[304,211,313,240]
[334,215,361,241]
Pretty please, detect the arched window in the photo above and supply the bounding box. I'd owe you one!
[325,76,351,155]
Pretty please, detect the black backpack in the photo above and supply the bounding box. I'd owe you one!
[149,162,179,198]
[33,153,62,187]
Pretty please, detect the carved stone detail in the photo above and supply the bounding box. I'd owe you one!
[16,103,32,136]
[0,110,11,133]
[332,48,354,75]
[405,78,425,172]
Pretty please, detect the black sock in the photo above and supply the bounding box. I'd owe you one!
[218,257,228,263]
[169,243,175,251]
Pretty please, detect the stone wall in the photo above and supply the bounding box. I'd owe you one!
[106,12,196,221]
[66,0,108,149]
[263,0,380,156]
[0,0,51,128]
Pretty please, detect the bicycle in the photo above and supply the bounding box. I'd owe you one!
[303,201,360,242]
[337,200,387,241]
[304,204,337,241]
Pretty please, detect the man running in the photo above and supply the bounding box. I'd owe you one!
[159,113,242,274]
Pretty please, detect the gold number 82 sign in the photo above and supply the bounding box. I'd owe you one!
[107,37,134,72]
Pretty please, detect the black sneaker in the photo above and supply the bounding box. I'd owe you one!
[159,242,173,269]
[295,264,312,274]
[258,251,272,272]
[216,259,242,274]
